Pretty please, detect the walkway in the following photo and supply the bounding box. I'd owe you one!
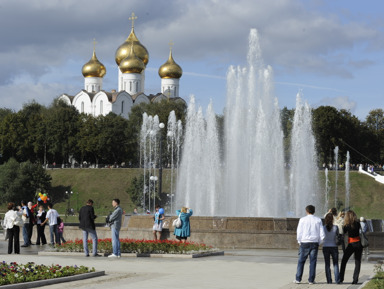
[0,238,381,289]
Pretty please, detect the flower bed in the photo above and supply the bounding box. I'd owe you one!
[0,261,95,286]
[56,238,213,254]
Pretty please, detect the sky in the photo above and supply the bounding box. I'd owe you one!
[0,0,383,120]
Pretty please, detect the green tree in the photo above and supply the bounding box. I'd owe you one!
[0,158,51,204]
[44,100,80,164]
[365,109,384,163]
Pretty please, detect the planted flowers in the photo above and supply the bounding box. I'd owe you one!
[0,261,95,285]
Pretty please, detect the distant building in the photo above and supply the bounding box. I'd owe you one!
[59,13,184,119]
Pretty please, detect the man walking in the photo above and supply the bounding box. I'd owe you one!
[79,199,100,257]
[20,200,32,247]
[294,205,325,285]
[108,199,123,258]
[41,203,60,246]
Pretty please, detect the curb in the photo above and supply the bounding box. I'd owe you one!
[38,251,224,258]
[0,271,105,289]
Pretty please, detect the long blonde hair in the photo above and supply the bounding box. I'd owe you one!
[344,210,357,227]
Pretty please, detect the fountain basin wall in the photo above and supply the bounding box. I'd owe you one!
[60,216,384,250]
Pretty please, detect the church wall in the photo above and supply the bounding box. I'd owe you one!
[73,92,92,114]
[93,92,112,117]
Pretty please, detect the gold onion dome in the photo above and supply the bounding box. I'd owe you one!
[158,50,183,79]
[119,45,145,74]
[82,50,106,78]
[115,28,149,66]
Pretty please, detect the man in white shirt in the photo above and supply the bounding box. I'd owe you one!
[294,205,325,285]
[41,203,60,246]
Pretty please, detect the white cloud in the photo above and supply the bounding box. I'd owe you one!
[315,95,357,112]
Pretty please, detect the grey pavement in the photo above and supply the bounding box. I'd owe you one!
[0,236,381,289]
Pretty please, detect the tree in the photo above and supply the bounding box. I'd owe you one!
[0,158,51,204]
[44,101,80,164]
[365,109,384,163]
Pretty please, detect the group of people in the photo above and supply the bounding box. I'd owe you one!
[152,205,193,243]
[3,201,65,254]
[79,198,123,258]
[294,205,368,285]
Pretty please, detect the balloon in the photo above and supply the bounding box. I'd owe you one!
[44,200,47,203]
[159,208,164,215]
[47,198,50,201]
[38,197,41,201]
[43,193,47,197]
[39,193,42,196]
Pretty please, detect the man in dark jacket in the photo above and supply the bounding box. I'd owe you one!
[79,199,100,257]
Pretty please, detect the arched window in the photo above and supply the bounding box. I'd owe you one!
[121,101,124,114]
[130,82,132,92]
[136,82,139,92]
[174,87,177,97]
[100,100,103,114]
[81,102,84,113]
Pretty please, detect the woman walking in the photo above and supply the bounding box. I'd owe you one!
[322,213,340,284]
[3,202,23,254]
[174,207,193,243]
[339,210,363,284]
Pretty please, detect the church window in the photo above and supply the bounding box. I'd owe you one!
[174,87,177,97]
[100,100,103,114]
[130,82,132,92]
[121,101,124,114]
[81,102,84,113]
[136,82,139,92]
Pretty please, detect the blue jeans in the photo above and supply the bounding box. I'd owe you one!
[295,242,319,283]
[323,247,340,283]
[22,223,31,245]
[111,227,120,256]
[82,228,98,256]
[49,224,60,245]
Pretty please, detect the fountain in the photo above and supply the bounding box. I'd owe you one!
[175,29,320,217]
[345,151,350,209]
[334,146,339,207]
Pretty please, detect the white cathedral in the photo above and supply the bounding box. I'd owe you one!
[59,13,184,119]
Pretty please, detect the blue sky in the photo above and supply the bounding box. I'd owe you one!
[0,0,383,120]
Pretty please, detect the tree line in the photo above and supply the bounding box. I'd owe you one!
[0,99,383,168]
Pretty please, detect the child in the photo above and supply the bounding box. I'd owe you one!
[153,205,165,240]
[57,217,66,244]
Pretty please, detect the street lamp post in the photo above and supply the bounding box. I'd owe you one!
[149,176,158,211]
[65,191,73,219]
[158,123,165,198]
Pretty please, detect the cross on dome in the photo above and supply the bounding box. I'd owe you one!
[129,12,137,28]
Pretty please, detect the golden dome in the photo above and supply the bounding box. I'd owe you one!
[82,50,106,78]
[119,44,145,74]
[158,50,182,79]
[115,28,149,66]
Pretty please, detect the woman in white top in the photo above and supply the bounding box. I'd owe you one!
[3,202,23,254]
[323,213,340,284]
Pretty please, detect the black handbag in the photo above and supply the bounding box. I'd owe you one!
[336,234,344,246]
[360,230,369,248]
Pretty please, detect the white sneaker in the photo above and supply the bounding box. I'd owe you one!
[309,281,316,285]
[117,255,121,258]
[108,254,118,258]
[293,280,301,284]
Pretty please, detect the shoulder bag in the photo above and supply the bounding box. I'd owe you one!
[172,213,182,228]
[360,229,369,248]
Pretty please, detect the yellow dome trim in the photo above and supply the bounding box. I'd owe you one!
[119,44,145,74]
[158,49,182,79]
[82,46,106,78]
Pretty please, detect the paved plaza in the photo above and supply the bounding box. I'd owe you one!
[0,237,381,289]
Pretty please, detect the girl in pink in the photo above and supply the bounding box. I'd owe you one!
[57,217,66,243]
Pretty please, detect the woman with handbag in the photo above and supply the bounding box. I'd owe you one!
[173,207,193,243]
[322,213,340,284]
[339,210,363,285]
[3,202,23,254]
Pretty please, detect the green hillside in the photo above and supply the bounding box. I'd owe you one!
[46,169,384,219]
